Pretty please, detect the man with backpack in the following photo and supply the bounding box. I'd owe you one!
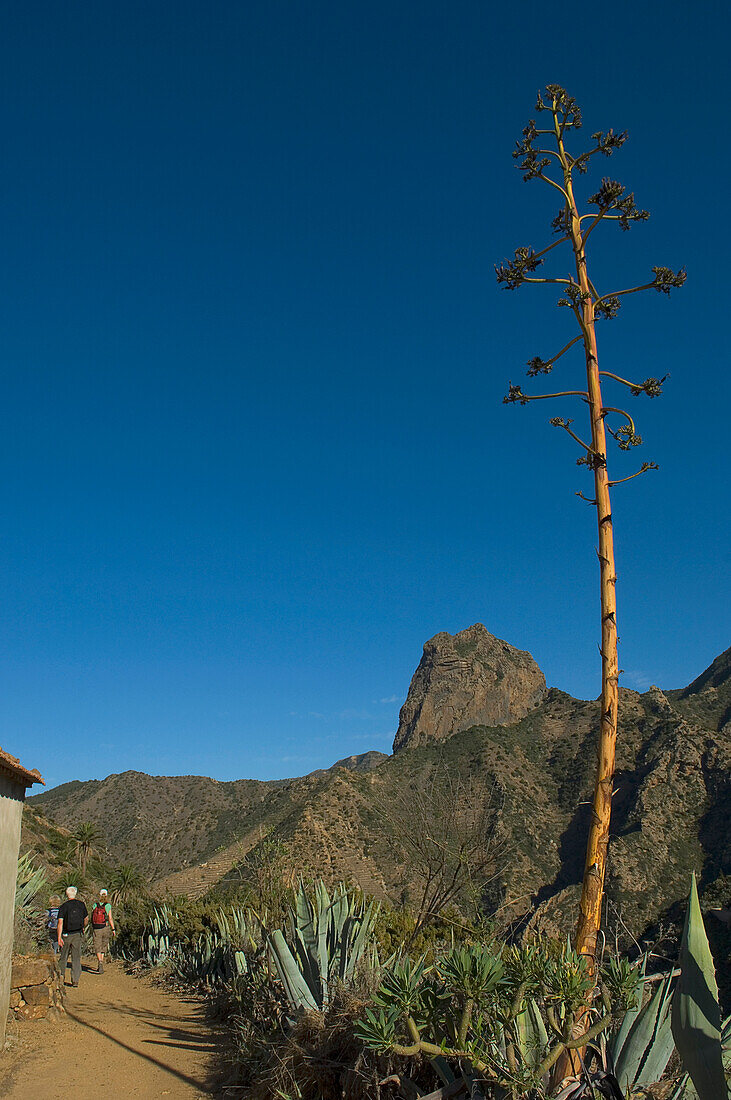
[56,886,88,987]
[91,888,115,973]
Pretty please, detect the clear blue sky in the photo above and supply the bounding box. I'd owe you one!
[1,1,728,789]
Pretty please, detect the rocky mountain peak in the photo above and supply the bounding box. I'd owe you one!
[392,623,546,752]
[666,644,731,733]
[680,645,731,695]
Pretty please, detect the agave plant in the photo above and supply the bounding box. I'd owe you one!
[141,904,179,966]
[15,852,47,911]
[173,927,251,984]
[671,874,730,1100]
[141,902,259,985]
[173,905,258,985]
[611,970,675,1092]
[267,879,380,1013]
[670,1013,731,1099]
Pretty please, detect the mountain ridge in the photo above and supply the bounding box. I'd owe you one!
[28,634,730,945]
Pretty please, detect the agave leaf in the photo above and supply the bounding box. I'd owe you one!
[611,955,647,1065]
[329,886,349,945]
[672,1017,731,1099]
[269,929,319,1012]
[429,1055,457,1085]
[292,883,326,1004]
[336,914,353,982]
[294,925,323,1007]
[614,971,674,1089]
[515,996,548,1068]
[15,853,47,910]
[636,994,675,1086]
[671,874,728,1100]
[310,880,330,1004]
[343,898,380,981]
[334,885,359,969]
[295,882,318,963]
[315,878,331,923]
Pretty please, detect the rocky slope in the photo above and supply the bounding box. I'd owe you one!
[28,755,387,882]
[28,635,730,949]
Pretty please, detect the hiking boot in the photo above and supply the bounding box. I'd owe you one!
[97,962,104,973]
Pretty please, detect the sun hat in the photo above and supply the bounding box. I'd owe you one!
[100,888,108,895]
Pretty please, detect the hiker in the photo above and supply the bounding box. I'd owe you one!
[46,895,62,954]
[91,888,115,973]
[57,885,88,987]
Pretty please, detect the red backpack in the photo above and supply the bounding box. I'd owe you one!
[92,903,108,928]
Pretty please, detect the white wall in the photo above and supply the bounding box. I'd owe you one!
[0,775,25,1048]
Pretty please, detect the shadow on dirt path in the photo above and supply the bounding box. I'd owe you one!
[0,958,222,1098]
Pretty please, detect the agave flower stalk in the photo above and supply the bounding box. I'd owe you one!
[497,85,685,967]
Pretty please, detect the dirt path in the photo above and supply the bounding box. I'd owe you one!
[1,957,222,1098]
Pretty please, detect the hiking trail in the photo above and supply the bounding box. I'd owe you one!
[1,957,222,1098]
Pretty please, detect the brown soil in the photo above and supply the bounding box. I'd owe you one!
[1,958,222,1097]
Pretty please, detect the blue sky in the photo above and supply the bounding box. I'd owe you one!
[1,1,728,789]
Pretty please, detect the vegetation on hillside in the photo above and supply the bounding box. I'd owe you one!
[16,804,152,953]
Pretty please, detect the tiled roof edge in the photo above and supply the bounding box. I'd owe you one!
[0,747,45,788]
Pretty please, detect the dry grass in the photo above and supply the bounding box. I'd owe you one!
[244,993,422,1100]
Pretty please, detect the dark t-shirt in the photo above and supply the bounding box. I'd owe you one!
[57,898,88,934]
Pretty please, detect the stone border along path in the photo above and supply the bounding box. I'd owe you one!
[0,958,222,1098]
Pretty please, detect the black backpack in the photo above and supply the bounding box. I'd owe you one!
[62,898,86,933]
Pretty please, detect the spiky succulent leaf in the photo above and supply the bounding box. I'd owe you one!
[610,957,646,1062]
[514,996,549,1069]
[614,971,674,1089]
[269,928,319,1012]
[343,897,380,981]
[671,874,729,1100]
[14,853,47,910]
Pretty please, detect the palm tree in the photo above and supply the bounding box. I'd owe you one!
[109,864,146,906]
[71,823,101,875]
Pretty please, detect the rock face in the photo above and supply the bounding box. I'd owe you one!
[393,624,546,752]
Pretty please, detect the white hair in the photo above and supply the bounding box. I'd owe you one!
[66,886,78,899]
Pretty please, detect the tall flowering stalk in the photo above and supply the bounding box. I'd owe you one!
[497,85,684,967]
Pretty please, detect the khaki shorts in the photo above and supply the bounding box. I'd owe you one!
[92,926,111,953]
